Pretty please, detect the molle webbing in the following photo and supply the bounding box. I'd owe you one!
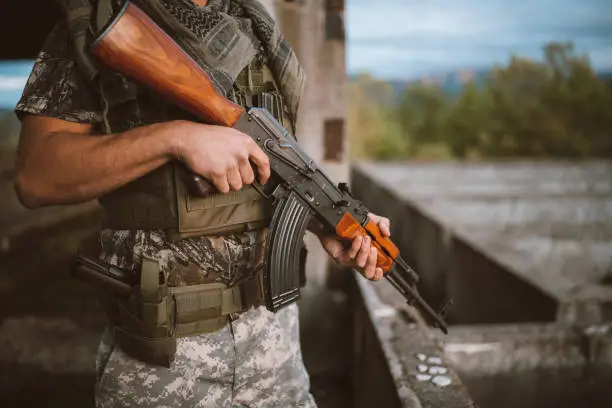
[113,256,264,367]
[98,64,289,237]
[57,0,304,125]
[114,256,176,367]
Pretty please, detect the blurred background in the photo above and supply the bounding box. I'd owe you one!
[1,1,611,408]
[346,0,612,161]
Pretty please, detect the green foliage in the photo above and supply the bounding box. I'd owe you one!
[348,74,409,159]
[348,42,612,161]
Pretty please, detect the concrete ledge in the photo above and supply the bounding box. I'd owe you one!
[448,237,557,323]
[1,202,102,256]
[352,163,562,324]
[351,160,612,408]
[435,323,612,408]
[351,273,477,408]
[438,323,588,408]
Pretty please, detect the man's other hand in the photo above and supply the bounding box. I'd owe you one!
[173,122,271,193]
[318,213,391,281]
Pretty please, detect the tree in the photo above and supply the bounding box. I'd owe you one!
[443,82,486,158]
[397,84,448,154]
[348,75,408,160]
[348,41,612,161]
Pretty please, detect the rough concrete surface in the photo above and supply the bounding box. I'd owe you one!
[0,213,104,407]
[351,274,477,408]
[438,323,590,408]
[354,161,612,301]
[351,160,612,408]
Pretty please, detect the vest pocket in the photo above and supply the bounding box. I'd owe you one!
[174,167,272,238]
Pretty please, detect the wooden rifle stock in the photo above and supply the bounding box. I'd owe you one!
[91,1,244,195]
[88,3,449,331]
[91,1,245,127]
[335,212,400,272]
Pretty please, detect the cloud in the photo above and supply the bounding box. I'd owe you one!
[347,0,612,78]
[348,2,505,40]
[590,45,612,69]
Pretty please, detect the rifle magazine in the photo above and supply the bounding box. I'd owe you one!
[262,189,313,312]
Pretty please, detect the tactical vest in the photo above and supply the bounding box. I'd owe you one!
[97,61,292,240]
[91,61,298,367]
[106,254,266,367]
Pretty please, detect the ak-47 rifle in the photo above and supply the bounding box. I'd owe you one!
[89,1,448,333]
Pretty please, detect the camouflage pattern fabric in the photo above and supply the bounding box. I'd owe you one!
[14,26,103,125]
[95,303,316,408]
[55,0,305,128]
[15,12,317,408]
[98,229,268,286]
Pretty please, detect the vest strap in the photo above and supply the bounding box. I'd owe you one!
[112,258,265,366]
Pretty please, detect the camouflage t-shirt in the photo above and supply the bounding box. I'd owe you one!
[15,22,268,287]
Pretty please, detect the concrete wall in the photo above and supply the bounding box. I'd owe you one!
[440,324,589,408]
[351,164,561,324]
[351,161,612,408]
[350,272,477,408]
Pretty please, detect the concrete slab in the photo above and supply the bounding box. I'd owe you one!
[351,160,612,408]
[353,161,612,310]
[435,323,612,408]
[351,273,477,408]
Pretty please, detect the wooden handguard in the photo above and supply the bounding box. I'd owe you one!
[91,2,244,127]
[335,213,400,273]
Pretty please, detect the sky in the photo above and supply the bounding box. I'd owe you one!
[347,0,612,79]
[3,0,612,108]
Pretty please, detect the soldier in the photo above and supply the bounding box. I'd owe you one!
[13,0,392,407]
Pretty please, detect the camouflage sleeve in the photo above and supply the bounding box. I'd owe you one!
[14,22,103,125]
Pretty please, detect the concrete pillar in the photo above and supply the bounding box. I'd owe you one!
[316,0,350,289]
[253,1,352,288]
[274,0,349,288]
[319,0,349,182]
[275,0,323,288]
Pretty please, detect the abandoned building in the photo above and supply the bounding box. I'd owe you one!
[1,1,611,407]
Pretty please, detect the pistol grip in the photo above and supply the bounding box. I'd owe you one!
[185,173,217,197]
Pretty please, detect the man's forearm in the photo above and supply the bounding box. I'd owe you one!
[14,118,185,208]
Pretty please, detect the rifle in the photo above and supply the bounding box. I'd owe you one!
[90,1,448,333]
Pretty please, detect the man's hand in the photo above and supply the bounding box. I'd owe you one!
[173,122,271,193]
[317,213,391,281]
[14,116,270,208]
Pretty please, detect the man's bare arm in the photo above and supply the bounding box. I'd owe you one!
[15,114,386,281]
[14,115,271,209]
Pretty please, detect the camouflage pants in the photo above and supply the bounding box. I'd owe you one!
[94,303,317,408]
